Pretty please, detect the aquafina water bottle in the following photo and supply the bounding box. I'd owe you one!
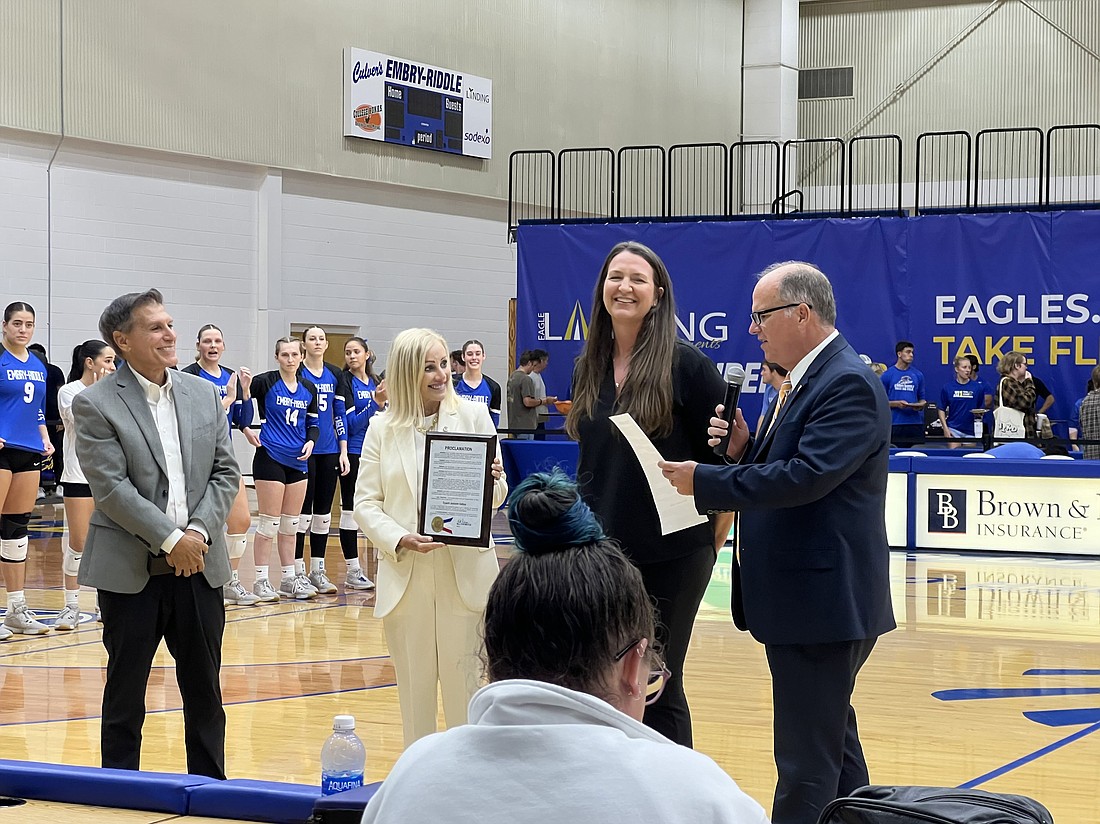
[320,715,365,795]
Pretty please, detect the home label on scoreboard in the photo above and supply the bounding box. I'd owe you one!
[343,47,492,159]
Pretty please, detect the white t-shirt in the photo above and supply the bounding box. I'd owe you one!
[57,379,89,484]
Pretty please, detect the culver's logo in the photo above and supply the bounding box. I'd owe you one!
[929,489,966,533]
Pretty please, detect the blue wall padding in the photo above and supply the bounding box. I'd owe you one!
[0,758,214,814]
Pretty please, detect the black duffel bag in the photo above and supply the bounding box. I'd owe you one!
[818,785,1054,824]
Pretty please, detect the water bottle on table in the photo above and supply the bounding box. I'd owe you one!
[320,714,366,795]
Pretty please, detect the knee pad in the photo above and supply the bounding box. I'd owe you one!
[0,513,30,541]
[62,543,83,577]
[310,513,332,535]
[256,514,281,540]
[296,513,313,534]
[339,510,357,531]
[226,533,248,560]
[0,537,29,563]
[279,514,300,536]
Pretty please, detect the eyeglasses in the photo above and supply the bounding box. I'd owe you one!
[614,638,673,707]
[750,302,810,326]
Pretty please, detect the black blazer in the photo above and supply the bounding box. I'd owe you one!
[694,334,896,646]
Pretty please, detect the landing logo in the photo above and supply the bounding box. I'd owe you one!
[929,489,966,533]
[538,301,589,341]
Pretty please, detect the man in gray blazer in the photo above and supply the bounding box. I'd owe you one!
[73,288,240,779]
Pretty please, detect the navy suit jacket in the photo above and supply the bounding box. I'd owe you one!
[694,333,896,646]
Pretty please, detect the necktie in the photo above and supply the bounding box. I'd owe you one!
[767,379,793,436]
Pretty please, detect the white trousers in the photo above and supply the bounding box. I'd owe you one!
[382,547,484,748]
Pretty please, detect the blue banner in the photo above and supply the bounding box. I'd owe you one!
[516,210,1100,431]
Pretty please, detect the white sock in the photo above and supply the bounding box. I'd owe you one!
[65,589,80,607]
[282,564,296,580]
[346,557,361,572]
[255,565,269,581]
[310,557,324,573]
[7,591,25,609]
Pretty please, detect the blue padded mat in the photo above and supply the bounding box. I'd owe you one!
[188,777,321,823]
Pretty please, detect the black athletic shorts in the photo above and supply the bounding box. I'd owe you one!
[252,446,309,485]
[0,446,43,474]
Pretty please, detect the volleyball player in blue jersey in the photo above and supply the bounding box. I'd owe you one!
[336,337,384,590]
[182,324,259,607]
[454,339,501,427]
[241,337,319,601]
[54,339,116,630]
[295,326,349,595]
[0,302,55,639]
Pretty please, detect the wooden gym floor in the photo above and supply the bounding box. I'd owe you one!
[2,503,1099,823]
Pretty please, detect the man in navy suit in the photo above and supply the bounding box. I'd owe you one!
[660,261,895,824]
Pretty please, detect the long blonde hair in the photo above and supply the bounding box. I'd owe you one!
[384,328,460,429]
[566,241,677,439]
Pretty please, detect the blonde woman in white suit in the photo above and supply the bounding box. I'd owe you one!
[354,328,507,748]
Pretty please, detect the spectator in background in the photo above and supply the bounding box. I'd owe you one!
[29,342,66,497]
[507,351,541,439]
[1032,372,1056,416]
[880,340,926,448]
[937,355,984,445]
[965,354,993,409]
[449,349,465,384]
[1077,366,1100,459]
[528,349,556,439]
[756,361,789,434]
[993,351,1042,439]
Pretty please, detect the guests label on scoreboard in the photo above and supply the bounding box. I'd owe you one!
[343,48,492,159]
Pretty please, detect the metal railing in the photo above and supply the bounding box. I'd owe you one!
[507,123,1100,239]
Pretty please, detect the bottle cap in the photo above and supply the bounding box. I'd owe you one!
[333,715,356,731]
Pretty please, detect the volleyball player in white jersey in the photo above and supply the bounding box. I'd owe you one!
[181,324,259,607]
[53,340,116,630]
[295,326,349,595]
[0,302,55,639]
[454,339,501,427]
[336,337,384,590]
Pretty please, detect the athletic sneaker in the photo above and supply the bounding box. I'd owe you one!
[223,580,260,606]
[54,604,81,631]
[3,604,51,635]
[0,624,11,641]
[344,569,376,590]
[252,578,280,602]
[280,576,317,600]
[308,570,338,594]
[296,572,319,595]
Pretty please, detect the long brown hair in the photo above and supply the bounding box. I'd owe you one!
[566,241,677,439]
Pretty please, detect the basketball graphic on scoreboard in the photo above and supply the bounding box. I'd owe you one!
[343,48,492,160]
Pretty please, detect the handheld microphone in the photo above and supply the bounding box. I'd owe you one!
[713,364,746,457]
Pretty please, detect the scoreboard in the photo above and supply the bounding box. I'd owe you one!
[343,48,493,160]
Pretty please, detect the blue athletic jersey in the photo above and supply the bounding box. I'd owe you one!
[939,379,983,435]
[339,371,379,455]
[252,371,320,470]
[0,349,47,452]
[881,365,925,426]
[456,375,500,427]
[298,363,347,454]
[181,362,253,431]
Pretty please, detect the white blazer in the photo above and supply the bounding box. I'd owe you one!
[353,398,508,618]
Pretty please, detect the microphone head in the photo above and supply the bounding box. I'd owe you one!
[724,364,746,385]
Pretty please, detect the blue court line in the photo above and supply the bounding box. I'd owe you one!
[933,687,1100,700]
[0,681,397,728]
[1024,668,1100,676]
[959,721,1100,789]
[1024,708,1100,726]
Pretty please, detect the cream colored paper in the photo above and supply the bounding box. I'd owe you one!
[610,413,708,536]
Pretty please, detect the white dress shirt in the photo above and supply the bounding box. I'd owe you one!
[131,368,208,552]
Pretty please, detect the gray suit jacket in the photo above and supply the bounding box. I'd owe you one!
[73,362,241,594]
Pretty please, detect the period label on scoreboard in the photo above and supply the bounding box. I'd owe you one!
[343,48,492,159]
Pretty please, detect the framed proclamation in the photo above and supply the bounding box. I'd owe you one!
[418,432,497,547]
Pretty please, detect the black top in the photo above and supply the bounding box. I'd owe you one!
[574,340,727,564]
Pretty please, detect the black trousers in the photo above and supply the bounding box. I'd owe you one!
[765,637,878,824]
[635,543,716,748]
[296,453,341,560]
[98,572,227,779]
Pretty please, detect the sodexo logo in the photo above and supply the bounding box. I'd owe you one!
[929,489,967,533]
